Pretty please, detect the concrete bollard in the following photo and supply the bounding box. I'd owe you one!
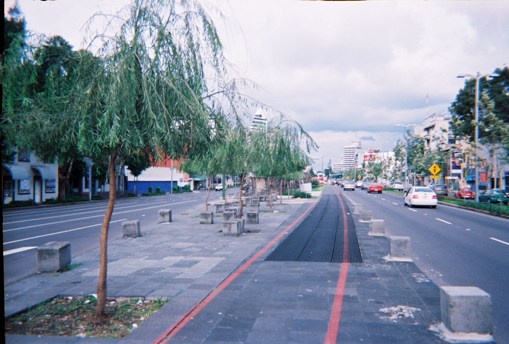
[37,241,71,273]
[123,220,141,238]
[246,211,259,224]
[440,286,493,336]
[223,211,236,221]
[158,209,172,223]
[352,204,363,215]
[200,211,214,224]
[360,209,372,222]
[387,236,412,261]
[369,219,385,236]
[222,220,243,236]
[214,203,224,214]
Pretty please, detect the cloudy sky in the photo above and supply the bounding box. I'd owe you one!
[7,0,508,171]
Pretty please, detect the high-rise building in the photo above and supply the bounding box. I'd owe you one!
[344,142,361,170]
[250,109,268,131]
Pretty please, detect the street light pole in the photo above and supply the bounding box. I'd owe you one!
[457,72,495,202]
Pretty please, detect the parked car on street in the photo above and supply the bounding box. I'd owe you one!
[342,180,356,191]
[431,184,448,196]
[404,186,438,208]
[214,183,224,191]
[479,189,509,204]
[367,183,383,194]
[455,187,474,200]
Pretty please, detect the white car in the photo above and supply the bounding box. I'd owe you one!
[392,182,404,191]
[343,180,356,191]
[404,187,437,208]
[214,184,224,191]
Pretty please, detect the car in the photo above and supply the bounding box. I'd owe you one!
[361,180,370,190]
[404,186,438,208]
[367,183,383,194]
[391,181,404,191]
[355,180,363,188]
[431,184,448,196]
[455,187,474,200]
[479,189,509,204]
[214,183,224,191]
[342,180,356,191]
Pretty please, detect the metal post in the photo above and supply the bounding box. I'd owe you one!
[474,73,480,203]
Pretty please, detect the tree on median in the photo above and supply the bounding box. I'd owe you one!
[4,0,238,317]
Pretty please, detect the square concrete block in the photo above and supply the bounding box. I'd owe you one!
[123,220,141,238]
[440,286,493,334]
[388,236,411,258]
[37,241,71,273]
[223,211,236,221]
[246,211,259,224]
[360,209,372,221]
[200,211,214,224]
[214,203,224,214]
[158,209,172,223]
[369,219,385,236]
[223,220,242,236]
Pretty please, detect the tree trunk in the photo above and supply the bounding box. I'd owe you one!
[238,172,246,217]
[95,149,118,317]
[204,175,212,212]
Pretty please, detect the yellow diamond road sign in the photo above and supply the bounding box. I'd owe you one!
[429,164,441,175]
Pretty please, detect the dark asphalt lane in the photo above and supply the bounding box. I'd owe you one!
[340,186,509,343]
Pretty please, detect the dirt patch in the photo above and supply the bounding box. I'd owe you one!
[5,295,167,338]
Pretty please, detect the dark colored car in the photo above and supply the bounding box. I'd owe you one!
[455,187,474,199]
[479,189,509,204]
[431,184,448,196]
[367,183,383,194]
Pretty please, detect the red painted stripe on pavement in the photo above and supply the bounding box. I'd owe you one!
[324,191,350,344]
[153,200,318,344]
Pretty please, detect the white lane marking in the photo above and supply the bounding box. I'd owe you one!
[392,202,399,205]
[436,218,452,225]
[3,219,126,245]
[3,246,37,256]
[465,228,471,231]
[408,208,417,212]
[3,200,194,225]
[490,237,509,247]
[3,201,193,232]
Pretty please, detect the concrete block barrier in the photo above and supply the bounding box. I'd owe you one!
[200,212,214,224]
[352,204,363,215]
[360,209,372,222]
[246,211,259,224]
[158,209,172,223]
[440,286,493,335]
[387,236,412,261]
[222,220,243,236]
[37,241,71,273]
[214,203,224,214]
[223,211,236,221]
[369,219,385,236]
[123,220,141,238]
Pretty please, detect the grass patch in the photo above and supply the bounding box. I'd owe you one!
[5,296,167,339]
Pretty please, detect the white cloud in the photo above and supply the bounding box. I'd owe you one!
[8,0,508,171]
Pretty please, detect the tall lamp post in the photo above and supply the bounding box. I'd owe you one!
[457,72,495,202]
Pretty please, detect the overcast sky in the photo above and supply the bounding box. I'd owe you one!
[7,0,508,171]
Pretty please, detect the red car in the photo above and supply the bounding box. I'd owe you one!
[455,187,474,199]
[367,183,383,194]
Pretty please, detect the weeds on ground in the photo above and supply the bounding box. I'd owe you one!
[5,295,167,338]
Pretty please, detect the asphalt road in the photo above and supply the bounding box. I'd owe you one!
[340,185,509,343]
[3,190,225,285]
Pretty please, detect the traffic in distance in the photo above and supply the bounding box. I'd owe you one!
[332,177,509,206]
